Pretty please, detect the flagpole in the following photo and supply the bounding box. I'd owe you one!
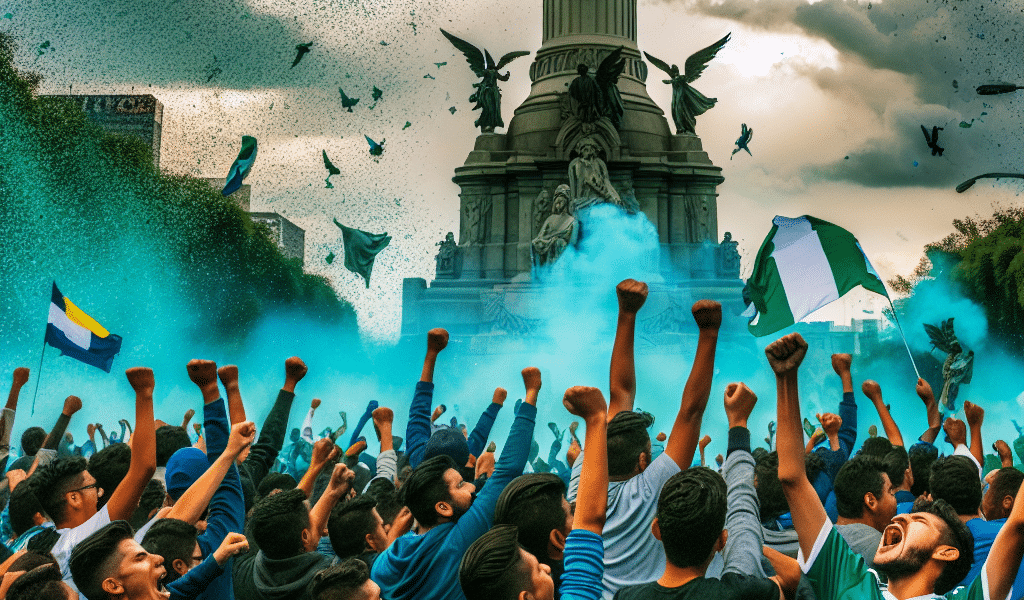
[885,302,921,380]
[31,339,46,416]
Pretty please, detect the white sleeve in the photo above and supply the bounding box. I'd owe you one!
[301,407,316,443]
[953,443,984,481]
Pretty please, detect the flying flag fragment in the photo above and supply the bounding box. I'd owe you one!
[222,135,257,196]
[333,219,391,288]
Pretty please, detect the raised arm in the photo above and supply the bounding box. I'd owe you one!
[563,386,608,533]
[963,401,985,467]
[0,368,28,465]
[916,378,942,444]
[407,328,448,467]
[663,300,721,468]
[167,421,255,524]
[298,438,339,498]
[831,354,858,458]
[768,333,828,559]
[110,367,158,522]
[240,356,305,488]
[309,463,354,539]
[466,388,505,457]
[608,279,647,420]
[42,395,82,451]
[861,380,904,448]
[217,365,246,426]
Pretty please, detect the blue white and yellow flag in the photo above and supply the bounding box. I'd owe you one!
[45,283,122,373]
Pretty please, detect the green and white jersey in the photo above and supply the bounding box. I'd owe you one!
[796,522,995,600]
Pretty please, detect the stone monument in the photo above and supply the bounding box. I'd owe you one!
[402,0,745,348]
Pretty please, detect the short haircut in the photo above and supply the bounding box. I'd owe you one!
[400,455,457,528]
[309,558,371,600]
[131,479,166,531]
[257,472,297,500]
[21,427,46,456]
[606,411,653,478]
[459,525,530,600]
[31,456,89,525]
[657,467,727,568]
[755,451,788,523]
[10,476,47,537]
[834,456,886,519]
[141,518,198,583]
[6,563,67,600]
[929,456,982,516]
[882,446,910,488]
[328,495,378,559]
[911,499,975,594]
[909,442,939,497]
[493,474,567,562]
[69,520,135,600]
[155,426,192,467]
[8,549,57,573]
[859,436,894,458]
[88,444,131,509]
[364,478,402,525]
[250,488,310,559]
[991,468,1024,505]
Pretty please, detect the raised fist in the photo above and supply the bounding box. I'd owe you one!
[427,328,449,353]
[765,333,808,375]
[691,299,722,330]
[492,387,508,406]
[126,367,155,393]
[62,395,83,415]
[186,360,218,389]
[831,354,852,376]
[285,356,308,382]
[562,386,606,420]
[616,279,649,314]
[11,367,29,387]
[521,367,542,393]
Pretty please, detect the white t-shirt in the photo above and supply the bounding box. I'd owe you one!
[54,504,112,593]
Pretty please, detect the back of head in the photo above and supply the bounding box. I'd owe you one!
[606,411,653,478]
[928,456,982,516]
[400,455,457,528]
[992,468,1024,504]
[10,477,47,537]
[141,518,198,584]
[88,444,132,509]
[257,472,297,501]
[860,437,894,458]
[834,456,886,519]
[250,487,310,559]
[8,549,58,573]
[69,520,135,600]
[131,479,166,531]
[328,495,378,559]
[909,442,939,497]
[31,456,89,526]
[21,427,46,457]
[165,447,210,501]
[910,499,975,594]
[882,446,910,488]
[364,479,402,525]
[459,525,529,600]
[755,451,789,524]
[657,467,727,568]
[308,558,372,600]
[493,473,567,563]
[6,563,68,600]
[424,428,470,468]
[155,426,192,468]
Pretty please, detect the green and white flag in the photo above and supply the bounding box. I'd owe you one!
[745,215,888,337]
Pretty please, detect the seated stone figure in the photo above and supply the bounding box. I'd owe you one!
[531,185,576,267]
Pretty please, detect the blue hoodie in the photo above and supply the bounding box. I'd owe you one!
[372,402,536,600]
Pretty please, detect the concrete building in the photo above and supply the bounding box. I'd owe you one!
[249,212,306,264]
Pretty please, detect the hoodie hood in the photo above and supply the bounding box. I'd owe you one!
[252,551,332,600]
[372,523,461,600]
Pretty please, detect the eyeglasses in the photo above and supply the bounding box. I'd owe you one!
[66,483,103,497]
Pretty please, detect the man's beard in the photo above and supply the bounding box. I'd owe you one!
[877,546,933,579]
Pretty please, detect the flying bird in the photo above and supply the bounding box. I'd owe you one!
[435,62,447,68]
[921,125,944,156]
[364,135,385,156]
[731,123,752,159]
[323,150,341,188]
[338,88,359,112]
[292,42,313,68]
[372,86,383,101]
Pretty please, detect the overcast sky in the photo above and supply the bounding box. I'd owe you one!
[7,0,1023,340]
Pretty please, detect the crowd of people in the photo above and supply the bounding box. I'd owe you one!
[1,278,1024,600]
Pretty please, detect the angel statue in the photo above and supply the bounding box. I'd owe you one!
[441,29,530,133]
[568,47,626,127]
[923,318,975,412]
[644,33,731,135]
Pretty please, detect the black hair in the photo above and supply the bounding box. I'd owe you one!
[909,442,939,497]
[606,411,653,478]
[250,488,310,559]
[69,520,135,600]
[257,472,297,500]
[755,451,788,523]
[882,446,910,488]
[860,436,894,458]
[928,456,982,516]
[364,478,402,525]
[6,563,67,600]
[459,524,530,600]
[155,426,192,467]
[9,476,47,537]
[131,479,166,531]
[87,444,131,509]
[400,455,457,528]
[990,468,1024,507]
[328,495,379,559]
[657,467,727,568]
[30,456,89,526]
[833,456,886,519]
[141,518,198,584]
[911,498,975,595]
[20,427,46,456]
[8,549,57,572]
[493,473,567,563]
[308,557,371,600]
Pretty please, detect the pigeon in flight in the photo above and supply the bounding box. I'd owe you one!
[339,88,359,112]
[921,125,944,156]
[323,150,341,188]
[292,42,313,68]
[731,123,752,159]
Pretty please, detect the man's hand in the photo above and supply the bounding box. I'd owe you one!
[186,359,218,390]
[310,438,339,466]
[616,279,649,315]
[916,377,935,403]
[522,367,542,395]
[11,367,29,388]
[372,406,394,430]
[724,382,757,429]
[226,421,256,457]
[311,398,322,410]
[994,440,1014,467]
[217,365,239,386]
[125,367,155,394]
[491,387,507,406]
[193,423,202,436]
[427,328,449,353]
[943,417,968,447]
[62,395,83,416]
[699,434,712,453]
[213,532,249,565]
[765,333,808,376]
[328,463,355,495]
[562,386,607,421]
[656,432,667,442]
[861,380,883,403]
[964,400,985,428]
[431,404,446,422]
[475,450,496,479]
[284,357,307,393]
[831,353,852,376]
[346,439,368,458]
[567,436,581,467]
[817,413,842,438]
[691,299,723,330]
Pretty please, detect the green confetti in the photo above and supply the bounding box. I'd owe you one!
[434,62,447,68]
[379,41,389,46]
[3,13,12,19]
[959,120,974,128]
[423,74,435,80]
[449,106,457,114]
[403,121,412,130]
[326,251,335,264]
[325,178,334,189]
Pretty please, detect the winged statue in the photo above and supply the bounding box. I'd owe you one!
[568,46,627,127]
[440,29,530,133]
[644,33,731,134]
[924,318,975,411]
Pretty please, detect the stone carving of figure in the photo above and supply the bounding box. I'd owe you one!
[643,34,730,135]
[532,185,576,267]
[719,231,741,278]
[463,198,483,244]
[441,29,530,133]
[569,137,622,213]
[923,318,975,411]
[533,189,552,234]
[435,232,457,273]
[567,47,626,127]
